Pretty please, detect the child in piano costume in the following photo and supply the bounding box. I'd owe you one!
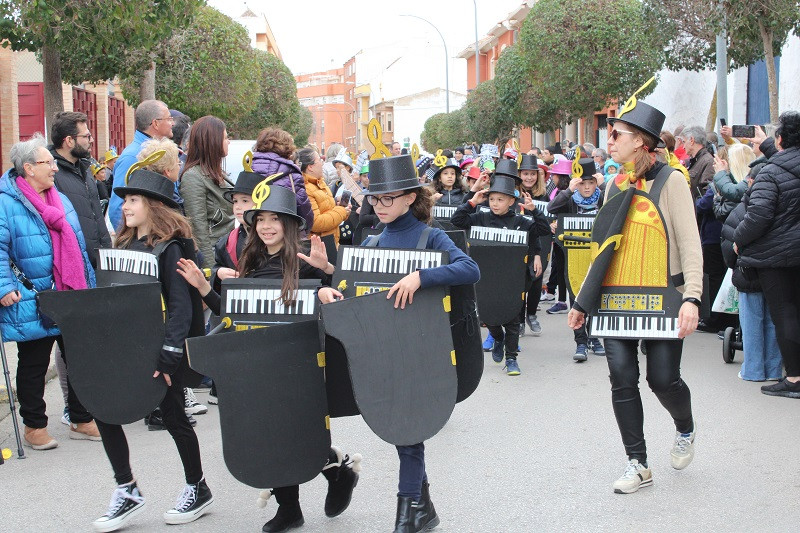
[92,166,214,532]
[360,154,480,533]
[431,157,468,207]
[547,157,605,361]
[452,170,543,376]
[567,98,701,495]
[175,180,362,533]
[543,157,573,314]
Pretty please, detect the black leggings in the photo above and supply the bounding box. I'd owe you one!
[521,276,543,319]
[547,246,567,302]
[758,266,800,376]
[95,366,203,485]
[604,338,693,465]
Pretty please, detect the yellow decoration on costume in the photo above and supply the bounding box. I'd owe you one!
[337,279,348,292]
[317,352,326,367]
[251,173,285,210]
[590,234,623,261]
[242,151,254,173]
[617,75,656,119]
[603,194,668,287]
[220,316,232,330]
[367,118,393,160]
[124,149,166,184]
[411,144,420,177]
[450,350,457,366]
[433,149,447,168]
[512,139,522,166]
[2,448,12,460]
[442,295,451,312]
[572,146,583,178]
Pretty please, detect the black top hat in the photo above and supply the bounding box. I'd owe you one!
[243,182,305,230]
[487,175,517,198]
[224,171,264,202]
[608,101,666,147]
[573,158,597,180]
[518,154,538,171]
[365,155,420,195]
[114,169,179,209]
[494,158,520,181]
[432,158,462,180]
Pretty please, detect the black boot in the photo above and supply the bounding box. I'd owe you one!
[414,482,439,531]
[147,408,166,431]
[262,503,304,533]
[393,496,415,533]
[321,446,361,517]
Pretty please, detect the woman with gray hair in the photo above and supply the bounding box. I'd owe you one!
[0,134,98,450]
[322,143,344,186]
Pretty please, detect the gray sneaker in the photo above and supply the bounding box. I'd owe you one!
[526,315,542,336]
[612,459,652,494]
[670,423,697,470]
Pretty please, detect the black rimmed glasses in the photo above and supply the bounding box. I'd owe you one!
[366,192,408,207]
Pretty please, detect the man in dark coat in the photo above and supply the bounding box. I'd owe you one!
[682,126,715,199]
[50,111,111,268]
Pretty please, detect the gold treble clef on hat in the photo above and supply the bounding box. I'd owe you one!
[411,144,420,177]
[433,149,447,168]
[572,146,583,179]
[251,172,285,209]
[618,75,656,119]
[242,150,254,172]
[367,118,393,160]
[124,149,166,184]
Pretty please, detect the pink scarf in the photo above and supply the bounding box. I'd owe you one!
[16,176,88,291]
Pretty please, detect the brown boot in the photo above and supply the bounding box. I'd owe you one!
[69,420,102,441]
[24,426,58,450]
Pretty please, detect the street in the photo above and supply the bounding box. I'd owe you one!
[1,311,798,532]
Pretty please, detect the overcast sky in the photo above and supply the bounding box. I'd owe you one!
[208,0,526,95]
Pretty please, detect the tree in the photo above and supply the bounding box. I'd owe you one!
[226,50,311,142]
[644,0,800,123]
[495,0,664,142]
[0,0,201,134]
[121,7,261,124]
[420,108,468,152]
[462,79,514,144]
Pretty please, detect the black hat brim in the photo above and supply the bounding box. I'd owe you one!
[114,186,179,209]
[607,117,667,148]
[243,208,306,231]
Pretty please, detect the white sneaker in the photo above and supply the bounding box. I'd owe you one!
[612,459,653,494]
[93,482,145,532]
[207,393,218,405]
[670,423,697,470]
[184,388,208,415]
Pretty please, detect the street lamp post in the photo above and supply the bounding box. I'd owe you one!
[401,14,449,113]
[473,0,479,88]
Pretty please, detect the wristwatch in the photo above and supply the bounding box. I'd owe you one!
[682,297,701,308]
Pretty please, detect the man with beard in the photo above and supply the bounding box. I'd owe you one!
[51,111,111,267]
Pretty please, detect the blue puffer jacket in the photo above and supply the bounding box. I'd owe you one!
[0,169,96,342]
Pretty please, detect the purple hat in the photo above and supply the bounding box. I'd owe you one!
[549,158,573,176]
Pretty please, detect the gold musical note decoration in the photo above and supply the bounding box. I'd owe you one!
[411,144,420,177]
[617,75,656,119]
[367,118,394,160]
[251,172,286,209]
[512,139,522,166]
[433,149,447,168]
[571,146,583,179]
[124,149,166,184]
[242,150,254,173]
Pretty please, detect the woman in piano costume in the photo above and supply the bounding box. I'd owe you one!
[93,166,215,531]
[176,180,361,533]
[567,98,703,495]
[362,154,480,533]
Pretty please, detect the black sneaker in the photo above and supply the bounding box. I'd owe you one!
[262,504,304,532]
[163,478,214,525]
[761,378,800,399]
[321,446,361,517]
[93,482,145,532]
[414,481,440,531]
[147,409,166,431]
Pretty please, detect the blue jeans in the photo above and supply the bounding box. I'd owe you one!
[739,291,783,381]
[396,443,427,500]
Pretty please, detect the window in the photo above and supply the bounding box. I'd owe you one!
[321,119,325,135]
[387,112,393,132]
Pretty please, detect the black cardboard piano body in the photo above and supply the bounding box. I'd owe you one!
[37,283,167,425]
[587,189,682,340]
[555,214,595,300]
[322,288,457,446]
[220,278,321,328]
[432,205,458,231]
[186,320,330,488]
[468,227,528,326]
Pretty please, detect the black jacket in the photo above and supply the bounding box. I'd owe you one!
[51,149,111,267]
[209,225,248,293]
[451,202,542,258]
[721,200,760,293]
[435,188,468,207]
[733,146,800,268]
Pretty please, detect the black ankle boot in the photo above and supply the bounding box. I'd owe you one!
[414,482,440,531]
[393,496,415,533]
[262,504,304,533]
[321,447,361,517]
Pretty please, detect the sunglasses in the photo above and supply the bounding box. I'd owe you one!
[609,129,635,141]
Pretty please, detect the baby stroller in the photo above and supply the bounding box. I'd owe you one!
[722,325,743,364]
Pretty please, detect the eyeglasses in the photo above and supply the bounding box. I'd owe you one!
[74,132,93,139]
[155,116,175,123]
[609,129,635,141]
[33,160,58,168]
[366,192,408,207]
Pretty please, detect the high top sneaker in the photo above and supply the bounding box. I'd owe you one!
[163,478,214,524]
[414,481,440,531]
[93,482,145,532]
[184,388,208,415]
[321,446,362,517]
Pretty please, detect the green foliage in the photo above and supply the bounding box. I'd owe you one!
[227,50,311,143]
[122,6,261,124]
[0,0,203,83]
[496,0,664,132]
[420,108,469,152]
[463,78,514,143]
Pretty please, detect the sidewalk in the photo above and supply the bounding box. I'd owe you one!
[0,342,58,420]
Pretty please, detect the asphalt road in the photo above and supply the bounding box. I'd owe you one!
[1,311,798,532]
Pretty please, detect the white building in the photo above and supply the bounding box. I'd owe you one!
[392,88,468,149]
